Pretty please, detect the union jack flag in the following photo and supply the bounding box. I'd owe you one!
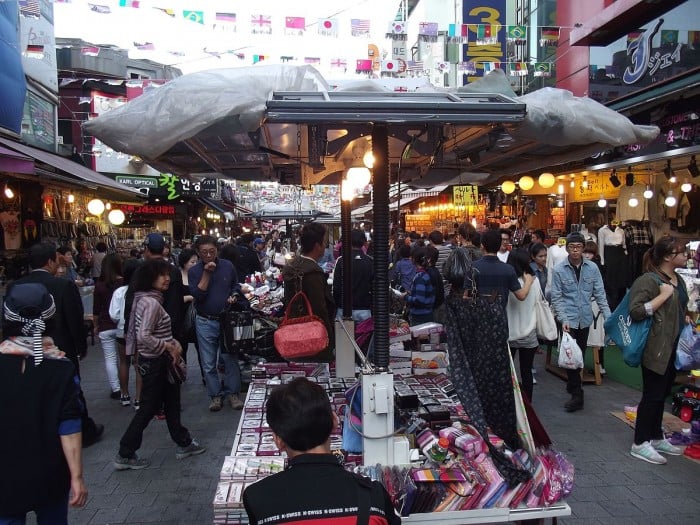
[251,14,272,34]
[330,58,347,68]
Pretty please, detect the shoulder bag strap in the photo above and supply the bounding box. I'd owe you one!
[283,291,315,321]
[356,484,371,525]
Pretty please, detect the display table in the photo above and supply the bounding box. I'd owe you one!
[213,364,571,524]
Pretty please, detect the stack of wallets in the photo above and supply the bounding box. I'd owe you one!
[250,361,331,380]
[438,425,486,459]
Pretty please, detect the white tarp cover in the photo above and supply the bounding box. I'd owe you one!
[83,65,659,161]
[83,65,329,159]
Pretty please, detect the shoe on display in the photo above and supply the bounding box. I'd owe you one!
[209,396,223,412]
[114,453,150,471]
[651,438,682,456]
[630,441,667,465]
[175,439,207,460]
[228,394,244,410]
[683,445,700,460]
[120,395,131,407]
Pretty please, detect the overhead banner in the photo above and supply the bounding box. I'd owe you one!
[453,185,479,207]
[463,1,506,79]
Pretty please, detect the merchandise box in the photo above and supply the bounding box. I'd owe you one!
[412,351,448,371]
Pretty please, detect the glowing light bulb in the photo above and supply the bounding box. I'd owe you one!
[643,186,653,199]
[681,181,692,193]
[628,195,639,208]
[598,198,607,208]
[665,191,677,207]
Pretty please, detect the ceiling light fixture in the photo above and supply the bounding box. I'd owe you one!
[539,172,555,188]
[581,176,588,189]
[501,181,516,194]
[628,193,639,208]
[597,195,607,208]
[519,175,534,191]
[609,169,621,188]
[625,167,634,186]
[689,156,699,178]
[663,160,674,180]
[665,190,677,207]
[3,184,14,199]
[643,185,653,199]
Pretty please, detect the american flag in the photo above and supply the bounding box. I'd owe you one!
[351,19,370,36]
[19,0,41,18]
[407,61,424,72]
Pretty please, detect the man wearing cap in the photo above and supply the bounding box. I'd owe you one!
[4,243,104,446]
[550,232,611,412]
[0,283,88,522]
[253,237,269,271]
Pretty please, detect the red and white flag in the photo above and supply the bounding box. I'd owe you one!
[318,18,338,37]
[81,46,100,57]
[285,16,306,35]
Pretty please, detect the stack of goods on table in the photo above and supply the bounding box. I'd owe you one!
[213,363,574,524]
[389,321,448,376]
[240,268,285,316]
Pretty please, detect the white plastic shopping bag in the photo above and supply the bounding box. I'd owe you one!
[558,332,584,370]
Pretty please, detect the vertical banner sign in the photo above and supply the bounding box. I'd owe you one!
[453,185,479,207]
[463,1,506,79]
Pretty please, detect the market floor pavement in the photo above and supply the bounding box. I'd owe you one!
[38,343,700,525]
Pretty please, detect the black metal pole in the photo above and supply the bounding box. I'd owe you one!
[371,124,390,370]
[341,183,353,317]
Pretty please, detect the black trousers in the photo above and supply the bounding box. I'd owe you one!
[119,355,191,458]
[565,327,589,394]
[67,355,100,441]
[634,357,677,445]
[511,346,537,402]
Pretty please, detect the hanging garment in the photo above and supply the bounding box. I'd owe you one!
[445,293,531,486]
[597,225,626,266]
[603,245,627,310]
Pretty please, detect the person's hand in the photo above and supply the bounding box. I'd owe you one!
[204,261,217,273]
[523,273,534,286]
[68,476,87,507]
[659,282,674,300]
[562,323,570,332]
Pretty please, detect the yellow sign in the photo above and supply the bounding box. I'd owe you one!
[453,185,479,207]
[572,174,619,201]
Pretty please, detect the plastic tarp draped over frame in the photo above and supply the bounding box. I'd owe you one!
[83,65,659,163]
[83,65,329,160]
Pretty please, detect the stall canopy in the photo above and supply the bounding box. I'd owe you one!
[0,144,34,174]
[83,65,660,189]
[0,137,144,200]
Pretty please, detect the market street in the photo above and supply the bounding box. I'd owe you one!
[44,342,700,525]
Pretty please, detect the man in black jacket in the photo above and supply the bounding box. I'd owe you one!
[3,243,104,446]
[243,378,400,525]
[332,229,373,322]
[235,233,262,282]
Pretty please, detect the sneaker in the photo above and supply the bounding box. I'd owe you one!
[209,396,223,412]
[175,439,207,460]
[120,395,131,407]
[599,367,607,375]
[630,441,667,465]
[651,438,683,456]
[114,454,150,471]
[532,377,537,385]
[133,400,140,411]
[228,394,244,410]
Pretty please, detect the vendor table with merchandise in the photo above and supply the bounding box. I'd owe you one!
[212,361,571,524]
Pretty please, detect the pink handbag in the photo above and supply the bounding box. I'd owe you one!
[274,291,329,359]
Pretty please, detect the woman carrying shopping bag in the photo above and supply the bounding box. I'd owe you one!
[628,237,689,465]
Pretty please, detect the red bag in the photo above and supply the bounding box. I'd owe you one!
[274,291,329,359]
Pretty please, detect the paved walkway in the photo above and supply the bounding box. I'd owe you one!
[38,343,700,524]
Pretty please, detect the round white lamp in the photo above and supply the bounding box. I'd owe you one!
[519,176,534,191]
[87,198,105,216]
[538,172,555,189]
[107,209,125,225]
[501,181,516,194]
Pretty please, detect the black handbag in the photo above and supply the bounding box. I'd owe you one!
[220,305,255,354]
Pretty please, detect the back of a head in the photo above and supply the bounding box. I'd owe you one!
[398,244,411,259]
[425,244,439,266]
[412,245,428,267]
[28,243,57,270]
[350,229,366,248]
[220,244,239,265]
[299,223,327,254]
[481,229,503,254]
[178,248,197,269]
[265,377,334,452]
[428,230,443,245]
[458,222,476,241]
[3,283,56,362]
[95,241,108,253]
[507,248,533,277]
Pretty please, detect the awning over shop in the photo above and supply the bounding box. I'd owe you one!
[0,144,34,174]
[350,203,374,218]
[0,137,143,199]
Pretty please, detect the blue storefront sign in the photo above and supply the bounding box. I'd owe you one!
[0,1,28,136]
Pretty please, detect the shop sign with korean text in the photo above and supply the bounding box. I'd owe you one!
[453,185,479,207]
[572,174,619,201]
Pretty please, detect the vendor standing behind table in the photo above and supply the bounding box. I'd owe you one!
[281,223,336,362]
[243,378,401,525]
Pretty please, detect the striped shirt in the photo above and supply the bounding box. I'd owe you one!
[127,290,173,358]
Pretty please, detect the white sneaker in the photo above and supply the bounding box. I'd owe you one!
[630,441,667,465]
[599,367,607,375]
[651,438,682,456]
[532,377,537,385]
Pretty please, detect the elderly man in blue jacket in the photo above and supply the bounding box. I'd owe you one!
[551,232,611,412]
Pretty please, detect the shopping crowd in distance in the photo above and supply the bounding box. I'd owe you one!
[0,219,690,522]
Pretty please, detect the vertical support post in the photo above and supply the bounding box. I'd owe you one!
[335,184,355,379]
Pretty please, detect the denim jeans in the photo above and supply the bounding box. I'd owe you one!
[98,328,120,393]
[0,495,68,525]
[118,355,191,458]
[195,315,241,399]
